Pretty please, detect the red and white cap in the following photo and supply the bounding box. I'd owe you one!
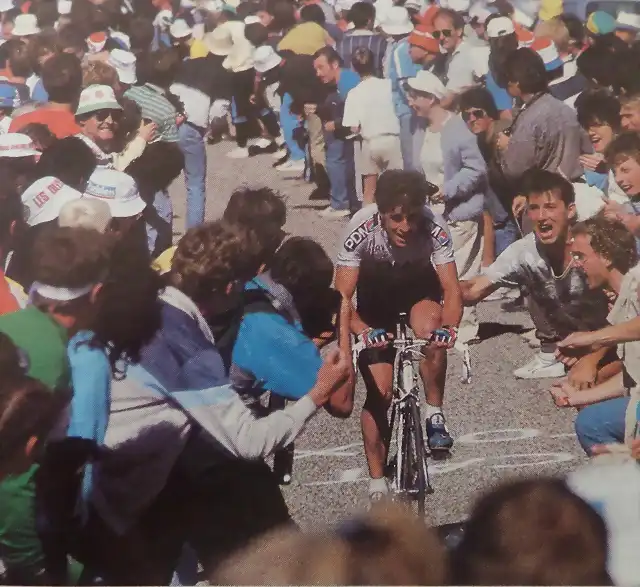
[0,133,39,158]
[22,176,83,226]
[530,36,563,71]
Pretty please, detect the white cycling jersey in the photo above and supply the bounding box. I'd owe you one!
[336,203,455,268]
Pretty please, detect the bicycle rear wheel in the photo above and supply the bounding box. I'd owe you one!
[401,395,429,515]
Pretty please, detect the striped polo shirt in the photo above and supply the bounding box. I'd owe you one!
[336,30,387,78]
[124,83,179,143]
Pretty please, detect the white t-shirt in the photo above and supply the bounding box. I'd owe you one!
[336,203,455,268]
[420,125,445,191]
[342,77,400,141]
[608,263,640,388]
[444,40,475,93]
[484,232,610,335]
[170,82,210,130]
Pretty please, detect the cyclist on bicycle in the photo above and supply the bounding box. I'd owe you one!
[335,169,463,500]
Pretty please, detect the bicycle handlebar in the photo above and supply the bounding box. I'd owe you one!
[351,337,431,355]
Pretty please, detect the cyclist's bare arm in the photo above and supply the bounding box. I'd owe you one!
[460,274,500,305]
[435,261,463,328]
[335,265,370,336]
[324,294,355,419]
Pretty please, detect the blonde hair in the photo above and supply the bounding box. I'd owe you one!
[82,60,118,88]
[534,17,571,54]
[58,199,112,233]
[213,502,449,585]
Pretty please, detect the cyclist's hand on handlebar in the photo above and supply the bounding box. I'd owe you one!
[429,326,458,349]
[309,349,351,407]
[359,327,391,349]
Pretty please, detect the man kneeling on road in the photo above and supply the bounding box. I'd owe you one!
[335,169,462,502]
[461,169,613,385]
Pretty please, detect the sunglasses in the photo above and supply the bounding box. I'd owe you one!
[461,108,487,122]
[91,109,121,122]
[432,29,453,40]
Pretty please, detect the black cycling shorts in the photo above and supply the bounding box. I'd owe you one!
[357,260,442,332]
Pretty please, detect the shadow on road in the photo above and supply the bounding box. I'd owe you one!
[477,322,530,342]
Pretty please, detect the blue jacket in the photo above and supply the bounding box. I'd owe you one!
[441,114,487,222]
[231,274,322,402]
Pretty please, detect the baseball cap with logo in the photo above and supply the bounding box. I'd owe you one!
[486,15,515,38]
[0,133,39,157]
[22,176,82,226]
[76,85,123,117]
[83,168,146,218]
[108,49,137,85]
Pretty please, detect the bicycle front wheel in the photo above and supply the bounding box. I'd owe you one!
[401,394,429,516]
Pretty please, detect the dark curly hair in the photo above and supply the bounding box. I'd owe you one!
[375,169,435,213]
[573,215,639,274]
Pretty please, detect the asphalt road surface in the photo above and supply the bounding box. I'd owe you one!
[170,140,587,529]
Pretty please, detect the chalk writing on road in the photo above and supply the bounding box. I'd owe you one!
[294,428,579,487]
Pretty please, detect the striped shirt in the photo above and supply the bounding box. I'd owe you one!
[336,30,387,78]
[124,83,179,143]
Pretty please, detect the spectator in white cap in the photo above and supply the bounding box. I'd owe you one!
[468,2,494,42]
[484,14,517,118]
[169,18,209,59]
[433,7,476,107]
[58,198,112,233]
[406,68,487,345]
[383,6,422,171]
[108,49,137,91]
[0,133,39,192]
[11,14,39,37]
[22,176,83,228]
[615,11,640,46]
[75,84,123,167]
[84,168,147,238]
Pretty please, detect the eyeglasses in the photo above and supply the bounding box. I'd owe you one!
[432,29,453,40]
[461,108,487,122]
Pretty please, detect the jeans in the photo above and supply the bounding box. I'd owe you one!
[280,93,305,161]
[494,218,520,257]
[325,131,356,211]
[179,123,207,230]
[574,396,629,455]
[146,189,173,257]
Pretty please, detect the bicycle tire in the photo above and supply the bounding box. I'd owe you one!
[402,394,429,515]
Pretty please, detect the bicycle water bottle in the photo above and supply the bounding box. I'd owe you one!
[273,443,295,485]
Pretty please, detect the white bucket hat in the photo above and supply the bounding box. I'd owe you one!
[83,168,146,218]
[57,0,71,15]
[253,45,282,73]
[0,0,14,12]
[12,14,40,37]
[170,18,193,39]
[380,6,414,36]
[0,133,39,158]
[108,49,137,85]
[406,69,446,99]
[76,85,123,117]
[204,26,234,55]
[22,177,83,226]
[617,11,640,32]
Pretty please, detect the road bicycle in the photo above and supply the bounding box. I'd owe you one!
[353,312,434,514]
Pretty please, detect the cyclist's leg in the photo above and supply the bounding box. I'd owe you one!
[359,353,394,484]
[409,299,445,408]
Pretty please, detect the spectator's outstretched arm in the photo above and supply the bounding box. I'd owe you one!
[460,275,499,305]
